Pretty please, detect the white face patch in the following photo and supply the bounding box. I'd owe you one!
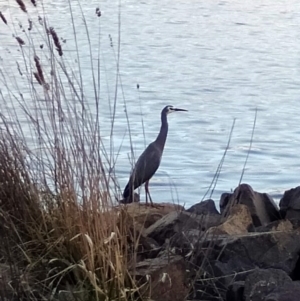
[166,106,175,114]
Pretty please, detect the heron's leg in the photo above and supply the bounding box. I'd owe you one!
[145,182,148,205]
[145,180,154,207]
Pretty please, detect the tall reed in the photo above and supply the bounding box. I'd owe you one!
[0,1,141,300]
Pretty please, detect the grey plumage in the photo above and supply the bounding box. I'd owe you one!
[122,105,187,206]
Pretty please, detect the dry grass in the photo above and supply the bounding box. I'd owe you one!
[0,1,143,300]
[0,135,140,300]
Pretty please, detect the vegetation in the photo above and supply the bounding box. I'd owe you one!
[0,1,143,300]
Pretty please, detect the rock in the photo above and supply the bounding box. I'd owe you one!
[279,186,300,220]
[244,268,292,301]
[220,192,233,211]
[125,202,184,229]
[144,211,197,245]
[208,204,253,235]
[226,281,245,301]
[265,281,300,301]
[137,235,162,259]
[186,199,220,215]
[291,247,300,280]
[256,219,293,233]
[133,254,189,301]
[190,229,300,301]
[219,230,300,275]
[288,218,300,230]
[144,211,222,246]
[221,184,280,227]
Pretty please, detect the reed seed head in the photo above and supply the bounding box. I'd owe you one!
[15,36,25,46]
[0,12,7,25]
[49,27,63,56]
[16,0,27,13]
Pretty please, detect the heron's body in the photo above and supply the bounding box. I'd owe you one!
[123,140,164,199]
[122,105,187,205]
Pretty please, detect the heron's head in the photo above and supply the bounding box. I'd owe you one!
[163,105,188,115]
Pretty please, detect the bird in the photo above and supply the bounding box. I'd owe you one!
[121,105,187,206]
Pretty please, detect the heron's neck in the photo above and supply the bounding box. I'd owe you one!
[155,113,168,148]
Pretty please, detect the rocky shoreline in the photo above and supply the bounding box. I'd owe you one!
[126,183,300,301]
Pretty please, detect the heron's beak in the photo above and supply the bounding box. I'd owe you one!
[174,108,188,112]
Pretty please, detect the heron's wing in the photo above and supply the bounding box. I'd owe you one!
[130,142,162,189]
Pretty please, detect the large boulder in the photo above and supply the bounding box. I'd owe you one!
[134,254,189,301]
[217,230,300,275]
[221,184,280,227]
[190,229,300,300]
[279,186,300,220]
[244,268,292,301]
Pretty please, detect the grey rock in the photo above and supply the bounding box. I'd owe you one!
[187,199,220,215]
[244,268,292,301]
[218,231,300,275]
[190,230,300,301]
[264,281,300,301]
[279,186,300,220]
[144,211,222,246]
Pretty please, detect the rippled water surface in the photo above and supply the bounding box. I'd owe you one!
[1,0,300,207]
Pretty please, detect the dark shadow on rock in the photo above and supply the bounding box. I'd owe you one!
[137,235,162,259]
[226,281,244,301]
[279,186,300,220]
[220,192,233,212]
[291,253,300,281]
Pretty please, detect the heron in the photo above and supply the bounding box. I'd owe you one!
[121,105,187,206]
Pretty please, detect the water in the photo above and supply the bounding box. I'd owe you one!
[1,0,300,208]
